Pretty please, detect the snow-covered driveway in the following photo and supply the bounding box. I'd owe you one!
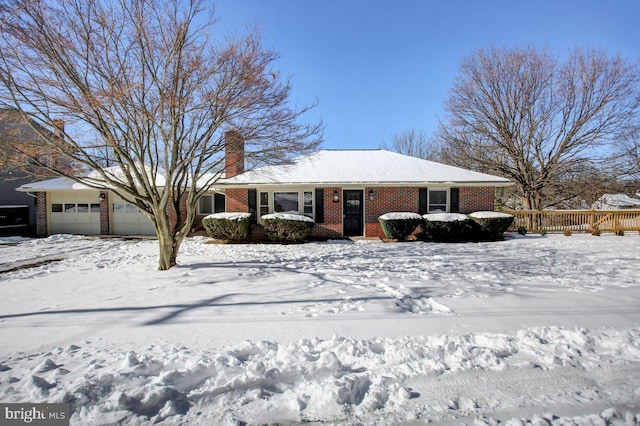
[1,234,639,424]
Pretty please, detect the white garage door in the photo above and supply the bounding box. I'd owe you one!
[49,191,101,235]
[111,196,156,236]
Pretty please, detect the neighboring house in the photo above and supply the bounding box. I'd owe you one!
[0,109,68,235]
[17,136,513,239]
[0,171,34,235]
[592,194,640,210]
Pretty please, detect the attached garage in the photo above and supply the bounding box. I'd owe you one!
[49,190,101,235]
[17,173,160,237]
[110,194,156,236]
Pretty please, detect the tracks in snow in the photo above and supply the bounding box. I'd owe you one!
[405,362,640,422]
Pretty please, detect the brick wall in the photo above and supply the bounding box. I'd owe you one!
[224,130,245,178]
[99,192,110,235]
[459,186,495,213]
[36,192,47,237]
[310,187,342,239]
[226,188,249,212]
[221,185,498,240]
[364,186,420,238]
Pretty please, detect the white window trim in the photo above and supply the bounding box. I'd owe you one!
[259,189,315,220]
[197,194,214,215]
[51,202,100,214]
[427,188,449,213]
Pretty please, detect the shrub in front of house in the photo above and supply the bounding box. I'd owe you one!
[202,212,252,241]
[261,213,314,242]
[422,213,472,242]
[468,211,515,240]
[378,212,424,240]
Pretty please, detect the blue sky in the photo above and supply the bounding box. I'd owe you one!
[214,1,640,150]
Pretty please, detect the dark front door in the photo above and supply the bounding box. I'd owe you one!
[343,190,364,237]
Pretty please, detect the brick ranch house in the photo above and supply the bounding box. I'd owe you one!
[17,140,512,239]
[221,147,511,239]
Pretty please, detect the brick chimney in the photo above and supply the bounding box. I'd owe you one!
[224,130,244,178]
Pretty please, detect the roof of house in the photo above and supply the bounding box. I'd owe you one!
[15,166,168,192]
[592,193,640,209]
[16,149,512,192]
[221,149,512,186]
[0,109,54,142]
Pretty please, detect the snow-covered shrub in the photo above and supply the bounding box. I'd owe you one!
[468,211,515,239]
[378,212,424,240]
[422,213,472,242]
[261,213,314,242]
[202,212,251,241]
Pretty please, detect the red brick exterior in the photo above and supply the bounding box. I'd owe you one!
[99,192,110,235]
[459,186,495,213]
[364,186,420,238]
[36,192,47,237]
[226,188,249,212]
[224,130,245,179]
[35,185,498,238]
[222,185,498,240]
[310,187,342,239]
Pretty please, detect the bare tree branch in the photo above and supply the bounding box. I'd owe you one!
[437,46,640,210]
[0,0,322,269]
[380,129,441,161]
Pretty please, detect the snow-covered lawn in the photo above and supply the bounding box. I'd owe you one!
[1,234,640,424]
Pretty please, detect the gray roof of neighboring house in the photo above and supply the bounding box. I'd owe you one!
[0,108,55,145]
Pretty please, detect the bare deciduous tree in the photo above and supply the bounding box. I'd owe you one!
[0,108,78,179]
[0,0,322,269]
[436,46,639,210]
[380,129,440,161]
[612,126,640,185]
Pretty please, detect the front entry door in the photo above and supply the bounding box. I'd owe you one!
[343,190,364,237]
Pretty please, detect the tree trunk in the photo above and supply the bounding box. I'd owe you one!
[157,231,183,271]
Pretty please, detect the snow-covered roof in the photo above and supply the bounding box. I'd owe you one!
[592,194,640,210]
[15,150,512,192]
[221,150,511,186]
[15,166,167,192]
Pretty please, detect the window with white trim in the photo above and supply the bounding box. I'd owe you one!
[197,194,225,215]
[303,191,313,217]
[259,192,269,217]
[198,195,213,215]
[274,192,299,213]
[113,203,141,213]
[52,203,100,213]
[428,189,448,213]
[259,190,316,219]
